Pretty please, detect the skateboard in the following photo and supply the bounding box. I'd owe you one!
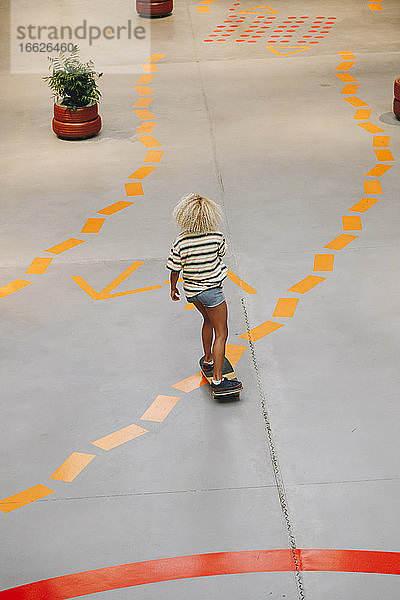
[199,355,242,399]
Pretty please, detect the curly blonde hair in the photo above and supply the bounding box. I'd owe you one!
[173,193,223,234]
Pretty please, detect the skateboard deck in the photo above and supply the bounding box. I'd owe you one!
[199,355,242,399]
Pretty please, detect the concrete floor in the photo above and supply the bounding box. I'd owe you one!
[0,0,399,598]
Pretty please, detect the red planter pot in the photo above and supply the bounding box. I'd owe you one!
[52,103,101,139]
[393,98,400,121]
[394,77,400,101]
[136,0,173,18]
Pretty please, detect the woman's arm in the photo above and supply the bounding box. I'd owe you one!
[170,270,180,301]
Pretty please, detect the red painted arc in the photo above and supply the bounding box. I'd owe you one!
[1,549,399,599]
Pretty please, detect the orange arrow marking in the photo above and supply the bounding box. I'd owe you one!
[72,261,162,300]
[266,45,311,57]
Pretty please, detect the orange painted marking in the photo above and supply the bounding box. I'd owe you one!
[46,238,85,255]
[142,63,157,73]
[266,45,311,56]
[72,261,162,300]
[272,298,299,318]
[338,52,356,59]
[184,303,195,310]
[287,275,326,294]
[128,166,157,179]
[0,484,54,514]
[81,218,106,234]
[225,343,247,366]
[353,108,371,120]
[324,234,358,250]
[0,279,32,297]
[137,136,163,148]
[365,164,393,177]
[124,182,145,196]
[49,452,96,482]
[134,109,156,120]
[144,53,166,62]
[97,201,133,215]
[197,6,209,12]
[341,84,359,94]
[227,270,257,294]
[335,61,356,71]
[172,372,208,393]
[358,122,386,134]
[92,423,148,451]
[368,2,383,10]
[313,254,334,271]
[342,215,362,231]
[134,86,153,96]
[237,5,278,14]
[239,320,284,342]
[343,97,369,108]
[144,150,164,163]
[164,277,183,283]
[335,73,358,83]
[135,74,157,85]
[372,135,390,147]
[136,122,157,135]
[140,395,180,422]
[374,148,394,161]
[25,257,53,274]
[133,97,153,108]
[363,180,383,194]
[348,197,380,213]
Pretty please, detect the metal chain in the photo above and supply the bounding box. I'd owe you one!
[240,298,305,600]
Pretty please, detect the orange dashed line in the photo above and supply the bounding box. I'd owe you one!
[133,97,154,108]
[358,122,386,134]
[128,166,157,179]
[25,257,53,275]
[144,150,164,163]
[124,182,145,196]
[97,201,133,215]
[364,164,393,177]
[172,373,208,393]
[137,135,163,148]
[0,279,32,298]
[81,217,106,234]
[136,121,157,135]
[239,321,284,342]
[342,215,362,231]
[313,254,334,272]
[92,424,148,451]
[343,96,369,108]
[140,395,180,422]
[348,197,380,213]
[363,180,383,194]
[49,452,96,482]
[287,275,326,294]
[135,74,157,85]
[324,234,358,250]
[134,109,156,120]
[373,148,394,161]
[134,86,153,96]
[0,484,54,514]
[272,298,299,318]
[46,238,85,255]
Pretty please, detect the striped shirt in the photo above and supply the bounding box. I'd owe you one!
[167,231,228,295]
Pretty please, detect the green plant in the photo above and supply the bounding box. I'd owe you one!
[43,45,103,110]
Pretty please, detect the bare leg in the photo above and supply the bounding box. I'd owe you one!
[192,301,213,362]
[205,301,228,381]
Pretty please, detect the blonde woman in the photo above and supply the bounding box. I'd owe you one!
[167,193,243,396]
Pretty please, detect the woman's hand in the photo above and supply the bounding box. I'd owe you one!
[171,287,180,301]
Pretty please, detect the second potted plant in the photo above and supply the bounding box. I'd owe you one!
[43,45,103,140]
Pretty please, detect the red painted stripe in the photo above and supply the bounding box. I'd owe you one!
[0,549,399,599]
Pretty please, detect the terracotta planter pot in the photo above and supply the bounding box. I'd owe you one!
[52,103,101,139]
[394,78,400,101]
[136,0,173,18]
[393,98,400,120]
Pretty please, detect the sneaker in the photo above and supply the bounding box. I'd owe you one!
[211,377,243,396]
[200,359,214,376]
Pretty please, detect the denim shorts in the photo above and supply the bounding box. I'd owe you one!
[186,285,226,308]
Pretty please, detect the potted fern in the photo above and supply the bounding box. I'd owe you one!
[43,45,103,140]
